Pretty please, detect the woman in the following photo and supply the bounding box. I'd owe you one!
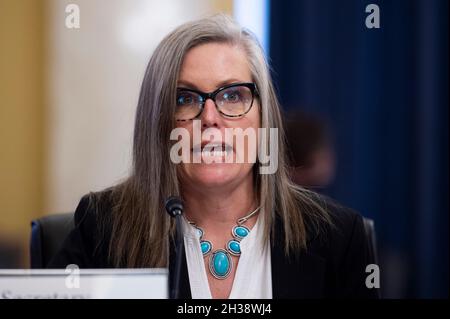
[49,14,378,299]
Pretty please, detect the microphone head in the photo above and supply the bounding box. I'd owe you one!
[165,196,184,217]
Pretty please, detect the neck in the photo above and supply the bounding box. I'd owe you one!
[181,174,257,229]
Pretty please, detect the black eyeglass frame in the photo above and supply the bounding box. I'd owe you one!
[175,82,259,121]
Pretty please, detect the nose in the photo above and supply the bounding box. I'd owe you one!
[200,98,221,128]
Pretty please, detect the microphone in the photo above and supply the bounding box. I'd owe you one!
[164,196,185,299]
[165,196,184,217]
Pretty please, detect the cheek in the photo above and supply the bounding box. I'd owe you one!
[228,102,260,129]
[241,102,261,145]
[247,101,261,129]
[246,104,261,163]
[217,103,260,163]
[173,121,194,148]
[175,121,193,131]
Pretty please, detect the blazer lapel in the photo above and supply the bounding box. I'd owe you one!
[271,217,327,298]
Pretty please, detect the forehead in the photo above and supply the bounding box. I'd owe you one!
[178,42,252,91]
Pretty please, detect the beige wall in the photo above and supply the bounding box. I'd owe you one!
[0,0,45,266]
[0,0,232,268]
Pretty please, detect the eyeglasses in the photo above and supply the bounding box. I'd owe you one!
[175,82,258,121]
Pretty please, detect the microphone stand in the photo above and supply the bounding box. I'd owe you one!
[172,210,184,299]
[165,196,185,299]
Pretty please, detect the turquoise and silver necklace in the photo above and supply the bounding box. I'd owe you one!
[188,206,261,280]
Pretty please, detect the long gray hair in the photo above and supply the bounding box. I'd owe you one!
[96,14,330,267]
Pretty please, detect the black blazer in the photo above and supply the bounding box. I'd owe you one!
[48,194,379,299]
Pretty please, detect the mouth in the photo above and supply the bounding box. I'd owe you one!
[191,142,234,159]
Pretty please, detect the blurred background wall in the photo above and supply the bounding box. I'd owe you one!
[0,0,447,299]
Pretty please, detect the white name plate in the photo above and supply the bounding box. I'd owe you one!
[0,269,168,299]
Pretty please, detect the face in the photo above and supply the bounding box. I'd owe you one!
[175,42,260,192]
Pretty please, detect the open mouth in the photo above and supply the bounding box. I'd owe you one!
[191,142,234,159]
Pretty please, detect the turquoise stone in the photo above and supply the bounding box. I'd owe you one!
[233,226,249,239]
[227,240,241,256]
[209,250,231,279]
[200,240,212,255]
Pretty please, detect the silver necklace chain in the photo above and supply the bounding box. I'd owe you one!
[187,205,261,227]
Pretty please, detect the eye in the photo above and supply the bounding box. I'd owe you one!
[176,92,196,106]
[222,90,242,103]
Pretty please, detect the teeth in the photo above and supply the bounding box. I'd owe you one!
[192,144,233,158]
[201,150,227,157]
[193,149,229,157]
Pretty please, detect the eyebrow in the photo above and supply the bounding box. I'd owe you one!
[177,78,245,90]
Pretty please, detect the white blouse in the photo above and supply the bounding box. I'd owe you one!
[181,213,272,299]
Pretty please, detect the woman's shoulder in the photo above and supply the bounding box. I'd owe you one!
[71,188,117,250]
[318,195,362,232]
[73,188,115,226]
[303,193,374,266]
[302,193,366,246]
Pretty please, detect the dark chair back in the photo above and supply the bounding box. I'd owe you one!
[30,213,74,268]
[362,217,378,265]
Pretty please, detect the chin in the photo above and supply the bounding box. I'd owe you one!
[182,163,245,189]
